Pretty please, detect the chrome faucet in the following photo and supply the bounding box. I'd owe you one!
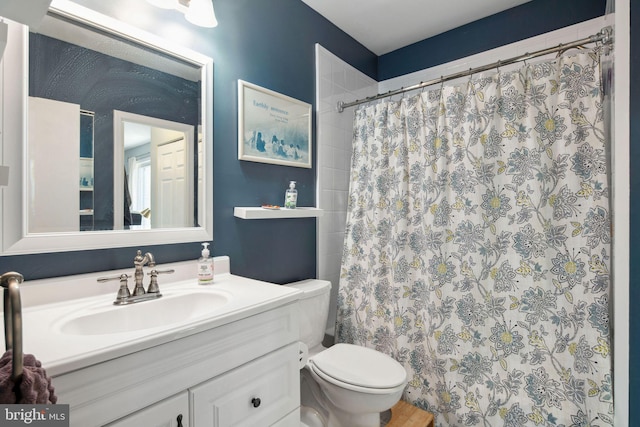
[98,250,173,305]
[133,250,156,296]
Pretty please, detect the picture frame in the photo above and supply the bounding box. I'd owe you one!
[238,80,312,168]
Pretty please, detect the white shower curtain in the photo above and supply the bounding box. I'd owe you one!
[336,49,613,426]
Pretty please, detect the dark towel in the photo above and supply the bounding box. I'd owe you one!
[0,350,57,404]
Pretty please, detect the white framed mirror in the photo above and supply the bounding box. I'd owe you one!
[0,0,213,254]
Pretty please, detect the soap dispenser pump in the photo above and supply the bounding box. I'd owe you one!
[284,181,297,209]
[198,242,214,285]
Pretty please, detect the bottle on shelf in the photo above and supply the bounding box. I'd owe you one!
[284,181,297,209]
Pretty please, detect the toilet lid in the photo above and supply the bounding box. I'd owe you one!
[310,343,407,389]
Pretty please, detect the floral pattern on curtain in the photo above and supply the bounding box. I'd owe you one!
[336,50,613,426]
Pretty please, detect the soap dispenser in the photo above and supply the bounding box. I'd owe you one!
[198,242,214,285]
[284,181,298,209]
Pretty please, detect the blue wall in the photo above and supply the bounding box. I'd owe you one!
[0,0,376,283]
[378,0,607,80]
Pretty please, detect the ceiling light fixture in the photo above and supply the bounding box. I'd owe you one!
[147,0,218,28]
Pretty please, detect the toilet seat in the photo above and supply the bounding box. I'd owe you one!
[308,343,407,393]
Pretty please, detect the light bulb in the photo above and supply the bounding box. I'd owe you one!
[185,0,218,28]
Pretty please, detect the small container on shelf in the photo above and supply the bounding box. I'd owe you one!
[284,181,297,209]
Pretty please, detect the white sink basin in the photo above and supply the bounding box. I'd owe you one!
[16,264,302,377]
[57,291,230,335]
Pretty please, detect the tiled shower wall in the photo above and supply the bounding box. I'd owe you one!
[315,45,376,335]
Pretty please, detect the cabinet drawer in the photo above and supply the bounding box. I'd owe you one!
[190,343,300,427]
[105,392,189,427]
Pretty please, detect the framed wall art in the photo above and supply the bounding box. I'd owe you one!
[238,80,312,168]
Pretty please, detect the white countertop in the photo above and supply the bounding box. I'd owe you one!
[1,257,302,377]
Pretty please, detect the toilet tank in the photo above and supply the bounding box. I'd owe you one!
[285,279,331,349]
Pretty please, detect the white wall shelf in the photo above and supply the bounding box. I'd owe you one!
[234,207,323,220]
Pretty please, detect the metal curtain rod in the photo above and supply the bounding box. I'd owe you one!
[337,26,613,113]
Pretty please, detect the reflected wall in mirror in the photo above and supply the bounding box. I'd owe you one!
[29,14,201,232]
[1,0,213,254]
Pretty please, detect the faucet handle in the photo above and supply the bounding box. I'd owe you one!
[97,274,131,304]
[147,269,174,294]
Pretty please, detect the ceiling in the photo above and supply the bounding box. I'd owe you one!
[301,0,533,56]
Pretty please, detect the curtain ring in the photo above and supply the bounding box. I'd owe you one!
[438,77,445,103]
[496,60,501,72]
[467,68,475,94]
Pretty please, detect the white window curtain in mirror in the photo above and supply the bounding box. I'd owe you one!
[336,49,613,426]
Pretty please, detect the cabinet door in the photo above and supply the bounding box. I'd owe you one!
[190,343,300,427]
[105,392,189,427]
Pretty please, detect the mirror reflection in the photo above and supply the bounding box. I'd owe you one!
[27,11,202,233]
[115,111,198,231]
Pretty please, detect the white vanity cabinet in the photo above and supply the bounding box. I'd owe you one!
[53,300,301,427]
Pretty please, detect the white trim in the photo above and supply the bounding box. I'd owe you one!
[613,0,630,425]
[234,207,323,219]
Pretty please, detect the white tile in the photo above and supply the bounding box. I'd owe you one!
[320,168,333,190]
[318,232,332,255]
[318,145,333,168]
[326,253,343,274]
[317,100,333,115]
[340,147,352,171]
[334,190,349,212]
[327,211,342,233]
[319,77,333,101]
[332,148,346,172]
[332,63,347,90]
[337,109,353,131]
[330,125,343,149]
[319,189,334,210]
[336,211,349,233]
[345,69,356,93]
[329,231,346,252]
[334,169,350,191]
[318,56,332,82]
[316,124,325,144]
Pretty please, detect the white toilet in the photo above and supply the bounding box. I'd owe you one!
[286,279,408,427]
